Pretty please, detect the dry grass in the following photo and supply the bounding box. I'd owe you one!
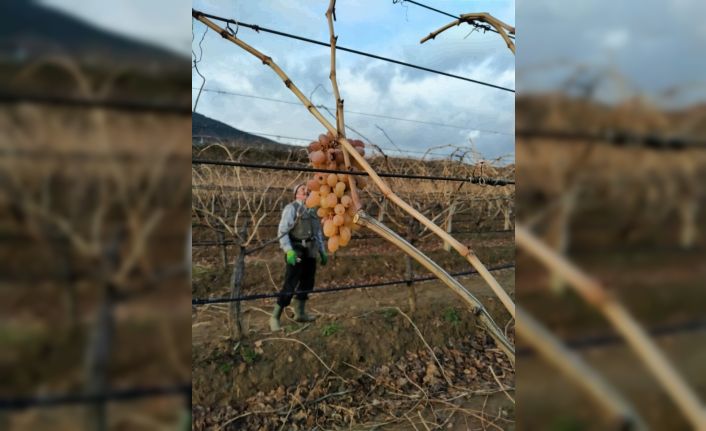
[0,59,190,430]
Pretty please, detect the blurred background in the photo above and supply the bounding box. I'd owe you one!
[3,0,706,429]
[0,1,191,430]
[515,0,706,429]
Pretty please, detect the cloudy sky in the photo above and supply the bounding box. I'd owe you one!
[191,0,516,162]
[38,0,192,57]
[517,0,706,108]
[33,0,705,153]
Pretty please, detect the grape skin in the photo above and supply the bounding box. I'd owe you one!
[305,133,366,253]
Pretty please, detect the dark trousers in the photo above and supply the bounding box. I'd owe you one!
[278,250,317,307]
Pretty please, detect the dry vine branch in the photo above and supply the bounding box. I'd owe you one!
[326,0,363,211]
[355,212,513,362]
[515,306,646,429]
[420,12,516,54]
[318,0,515,364]
[420,14,664,429]
[192,147,296,248]
[516,224,706,430]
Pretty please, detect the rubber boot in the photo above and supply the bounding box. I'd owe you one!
[293,299,316,322]
[269,304,283,331]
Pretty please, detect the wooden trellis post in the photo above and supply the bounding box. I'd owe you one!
[83,284,115,431]
[502,198,513,230]
[56,241,79,330]
[216,229,228,271]
[83,227,124,431]
[405,216,418,312]
[546,186,579,293]
[677,197,697,249]
[229,220,249,339]
[443,200,456,252]
[185,225,192,275]
[377,197,387,222]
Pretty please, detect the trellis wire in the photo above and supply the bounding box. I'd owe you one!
[518,318,706,356]
[191,10,514,93]
[192,262,514,305]
[192,158,515,185]
[517,127,706,150]
[0,92,190,114]
[191,228,513,248]
[0,384,191,411]
[395,0,516,40]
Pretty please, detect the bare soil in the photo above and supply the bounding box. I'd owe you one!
[192,233,516,430]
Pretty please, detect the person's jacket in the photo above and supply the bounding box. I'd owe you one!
[278,200,325,258]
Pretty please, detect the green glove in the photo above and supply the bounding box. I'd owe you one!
[286,249,297,265]
[320,251,328,266]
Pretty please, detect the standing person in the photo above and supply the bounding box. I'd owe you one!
[270,183,328,331]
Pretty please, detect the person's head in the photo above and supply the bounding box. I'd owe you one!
[293,183,308,202]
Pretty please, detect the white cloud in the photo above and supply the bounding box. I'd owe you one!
[517,0,706,107]
[598,29,629,51]
[40,0,192,56]
[192,0,515,161]
[467,130,481,140]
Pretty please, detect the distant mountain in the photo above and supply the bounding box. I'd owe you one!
[0,0,186,70]
[192,112,302,153]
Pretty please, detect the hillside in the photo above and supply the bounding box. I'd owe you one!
[192,112,303,153]
[0,0,185,69]
[192,114,517,182]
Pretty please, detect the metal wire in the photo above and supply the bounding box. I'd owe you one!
[192,262,515,305]
[191,9,514,93]
[191,228,513,247]
[0,92,190,115]
[398,0,516,40]
[192,159,515,185]
[0,384,191,410]
[192,88,513,136]
[518,318,706,355]
[517,127,706,150]
[0,147,191,162]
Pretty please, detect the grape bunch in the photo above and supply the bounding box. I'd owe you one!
[304,131,367,253]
